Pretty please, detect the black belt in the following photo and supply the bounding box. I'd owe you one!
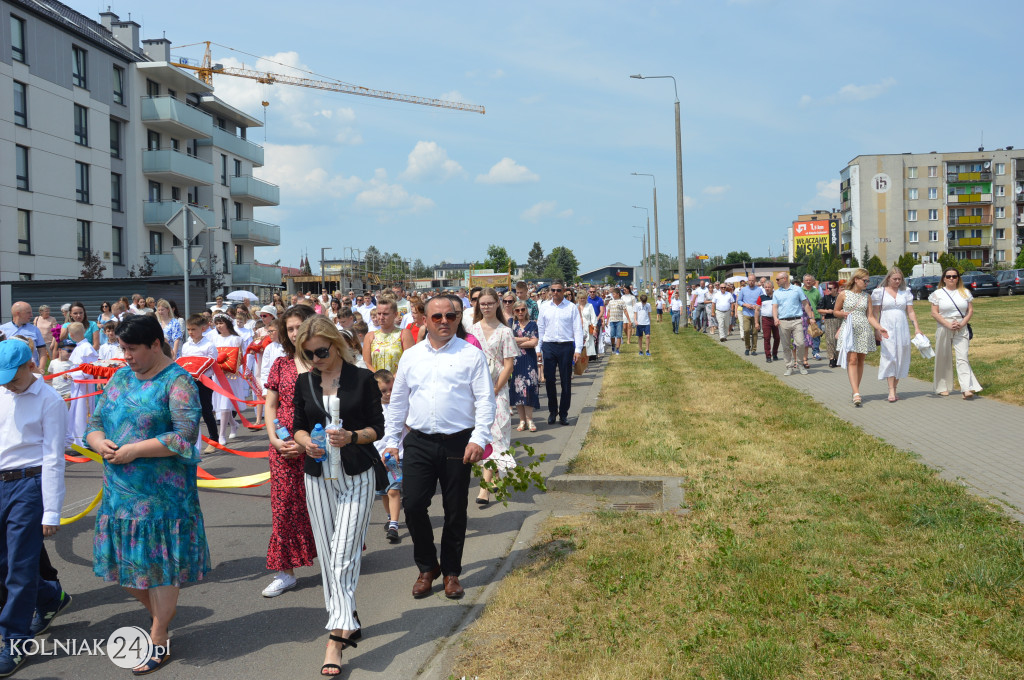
[544,340,573,344]
[0,466,42,482]
[779,316,801,320]
[410,428,472,442]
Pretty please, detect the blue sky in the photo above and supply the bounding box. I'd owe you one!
[109,0,1024,273]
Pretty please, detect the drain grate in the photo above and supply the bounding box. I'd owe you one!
[609,502,657,512]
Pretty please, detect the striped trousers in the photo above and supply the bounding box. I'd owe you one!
[304,468,375,631]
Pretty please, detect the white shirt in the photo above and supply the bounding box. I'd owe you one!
[712,291,734,312]
[537,299,585,353]
[260,341,286,392]
[181,335,218,377]
[374,402,407,460]
[382,336,496,450]
[634,303,652,325]
[0,376,67,525]
[670,297,683,312]
[400,311,415,330]
[69,339,98,381]
[47,358,74,398]
[97,343,124,361]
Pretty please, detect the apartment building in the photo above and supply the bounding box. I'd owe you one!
[1,0,280,311]
[839,149,1024,270]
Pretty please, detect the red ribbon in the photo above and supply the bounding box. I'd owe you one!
[200,435,269,458]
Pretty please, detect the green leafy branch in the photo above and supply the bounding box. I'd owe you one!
[473,440,547,506]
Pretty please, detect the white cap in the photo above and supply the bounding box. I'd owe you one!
[258,305,278,318]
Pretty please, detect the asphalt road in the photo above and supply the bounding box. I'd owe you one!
[20,362,603,679]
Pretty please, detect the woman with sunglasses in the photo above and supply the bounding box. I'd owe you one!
[291,316,385,676]
[871,267,920,402]
[97,302,115,344]
[929,268,982,398]
[501,294,517,327]
[509,302,540,432]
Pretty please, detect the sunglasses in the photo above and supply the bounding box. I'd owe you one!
[944,274,959,279]
[302,346,331,361]
[502,299,515,303]
[550,288,564,293]
[515,308,527,313]
[430,312,459,322]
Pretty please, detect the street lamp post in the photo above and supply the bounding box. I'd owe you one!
[631,234,645,291]
[631,172,660,293]
[633,205,651,294]
[631,226,647,293]
[320,247,332,295]
[631,74,686,325]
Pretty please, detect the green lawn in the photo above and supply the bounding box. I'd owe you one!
[450,324,1024,680]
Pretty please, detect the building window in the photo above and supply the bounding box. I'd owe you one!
[222,242,230,272]
[167,88,176,100]
[148,181,161,202]
[109,119,121,157]
[111,173,122,212]
[112,65,124,104]
[928,209,938,221]
[907,188,918,200]
[928,230,939,242]
[235,244,243,265]
[13,81,27,127]
[75,162,90,203]
[907,166,918,179]
[149,231,163,255]
[71,45,87,88]
[233,159,242,177]
[928,187,938,200]
[19,274,32,281]
[221,154,228,185]
[909,231,919,243]
[77,220,91,260]
[146,79,159,97]
[221,198,228,229]
[11,14,26,62]
[996,207,1006,219]
[234,201,242,220]
[171,187,181,202]
[912,252,920,261]
[147,130,160,150]
[15,145,29,190]
[996,163,1006,175]
[907,209,917,222]
[996,185,1005,197]
[73,104,88,145]
[112,226,123,264]
[928,165,937,178]
[17,210,31,254]
[170,138,180,152]
[996,250,1006,262]
[996,228,1005,240]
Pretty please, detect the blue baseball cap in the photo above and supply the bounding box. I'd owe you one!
[0,340,31,384]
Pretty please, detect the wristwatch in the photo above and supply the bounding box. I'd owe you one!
[348,430,358,446]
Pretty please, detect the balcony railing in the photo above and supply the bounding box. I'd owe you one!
[148,253,183,277]
[947,236,993,248]
[140,96,213,138]
[229,175,279,206]
[230,219,280,246]
[143,201,215,229]
[947,193,992,204]
[947,215,993,226]
[197,127,264,166]
[142,148,214,186]
[947,171,992,182]
[232,262,282,287]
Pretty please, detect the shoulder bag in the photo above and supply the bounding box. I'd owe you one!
[942,290,973,340]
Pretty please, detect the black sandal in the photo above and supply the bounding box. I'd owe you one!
[132,649,170,676]
[320,634,357,676]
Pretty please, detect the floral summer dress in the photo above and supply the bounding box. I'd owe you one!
[468,321,519,465]
[86,362,211,589]
[838,290,875,356]
[369,329,403,373]
[510,320,540,409]
[264,356,317,570]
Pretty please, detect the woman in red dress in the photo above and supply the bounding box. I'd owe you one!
[261,304,318,597]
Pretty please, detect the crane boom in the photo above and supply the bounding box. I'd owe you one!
[173,42,484,114]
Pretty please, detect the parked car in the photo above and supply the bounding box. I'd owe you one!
[995,268,1024,296]
[864,275,885,294]
[908,275,941,300]
[961,273,1000,297]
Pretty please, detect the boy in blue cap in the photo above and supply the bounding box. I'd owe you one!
[0,340,69,676]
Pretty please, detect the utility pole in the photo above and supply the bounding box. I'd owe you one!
[320,247,332,295]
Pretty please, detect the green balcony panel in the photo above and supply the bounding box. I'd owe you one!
[197,128,264,166]
[231,219,280,246]
[141,96,213,139]
[144,201,215,229]
[232,262,282,287]
[143,149,214,186]
[230,175,279,207]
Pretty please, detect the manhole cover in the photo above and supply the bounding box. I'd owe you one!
[609,502,656,512]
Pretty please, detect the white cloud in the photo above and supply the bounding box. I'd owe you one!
[477,158,540,184]
[440,90,465,103]
[702,185,729,196]
[684,196,697,209]
[799,78,896,107]
[400,141,464,181]
[355,169,434,213]
[521,201,557,223]
[814,179,841,203]
[558,209,574,219]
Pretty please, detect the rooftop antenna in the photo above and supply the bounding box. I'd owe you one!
[979,130,984,152]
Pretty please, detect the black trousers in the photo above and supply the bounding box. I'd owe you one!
[542,341,573,418]
[195,379,219,440]
[402,430,472,576]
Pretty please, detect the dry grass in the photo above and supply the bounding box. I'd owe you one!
[863,296,1024,406]
[449,326,1024,680]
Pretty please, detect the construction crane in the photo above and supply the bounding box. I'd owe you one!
[172,41,484,114]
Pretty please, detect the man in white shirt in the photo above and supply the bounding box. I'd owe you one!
[0,340,68,674]
[382,296,495,600]
[670,292,684,334]
[537,279,584,426]
[711,287,734,342]
[620,286,637,345]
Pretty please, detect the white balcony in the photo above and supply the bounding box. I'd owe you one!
[142,148,214,186]
[229,175,279,206]
[231,219,280,246]
[232,262,281,287]
[198,127,264,166]
[140,96,213,139]
[144,201,215,228]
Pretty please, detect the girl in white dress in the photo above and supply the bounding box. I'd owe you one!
[928,268,982,399]
[213,315,244,443]
[870,267,921,402]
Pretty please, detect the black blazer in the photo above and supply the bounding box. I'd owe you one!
[292,361,385,477]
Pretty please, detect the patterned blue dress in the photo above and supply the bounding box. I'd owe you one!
[85,362,211,589]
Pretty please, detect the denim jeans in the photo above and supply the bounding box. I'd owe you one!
[671,310,680,333]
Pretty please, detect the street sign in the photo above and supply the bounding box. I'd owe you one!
[696,255,709,260]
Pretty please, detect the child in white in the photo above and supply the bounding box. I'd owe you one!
[212,315,244,443]
[47,344,75,400]
[97,323,124,361]
[373,370,406,543]
[65,323,98,448]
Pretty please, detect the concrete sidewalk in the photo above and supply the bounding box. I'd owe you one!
[710,327,1024,520]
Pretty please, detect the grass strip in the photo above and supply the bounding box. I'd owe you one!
[450,325,1024,680]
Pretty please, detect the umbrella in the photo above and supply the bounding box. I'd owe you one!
[724,275,746,284]
[226,290,259,303]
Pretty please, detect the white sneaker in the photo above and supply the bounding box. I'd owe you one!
[262,572,296,598]
[227,431,237,440]
[799,367,808,375]
[783,368,793,376]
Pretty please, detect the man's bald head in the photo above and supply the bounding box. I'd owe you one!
[10,302,32,325]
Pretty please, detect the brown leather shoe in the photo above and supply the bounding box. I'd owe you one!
[443,574,464,599]
[412,567,441,599]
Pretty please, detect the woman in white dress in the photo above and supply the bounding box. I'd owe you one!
[213,314,244,443]
[577,294,598,359]
[467,288,518,507]
[870,267,921,402]
[928,268,982,399]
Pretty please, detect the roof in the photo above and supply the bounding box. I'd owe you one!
[10,0,143,63]
[708,260,800,272]
[578,263,635,277]
[435,263,473,269]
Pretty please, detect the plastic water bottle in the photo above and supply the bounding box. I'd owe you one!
[310,424,328,462]
[384,452,402,485]
[274,418,290,441]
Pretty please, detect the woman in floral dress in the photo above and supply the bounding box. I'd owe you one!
[261,304,318,598]
[509,301,540,431]
[834,268,882,406]
[467,289,519,506]
[85,315,209,674]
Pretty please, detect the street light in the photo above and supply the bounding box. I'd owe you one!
[632,205,651,294]
[631,172,660,296]
[631,234,644,290]
[631,73,687,324]
[631,226,647,292]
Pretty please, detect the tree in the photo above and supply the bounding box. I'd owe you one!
[643,252,677,282]
[894,252,917,276]
[865,255,887,276]
[937,252,961,273]
[127,256,155,278]
[195,254,225,296]
[525,242,545,278]
[411,258,431,278]
[863,245,871,267]
[363,246,383,276]
[546,246,579,281]
[847,251,860,268]
[725,250,752,265]
[1015,249,1024,268]
[541,258,563,280]
[79,249,107,279]
[483,245,516,273]
[820,250,843,282]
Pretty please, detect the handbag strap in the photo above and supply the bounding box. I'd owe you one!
[942,289,967,319]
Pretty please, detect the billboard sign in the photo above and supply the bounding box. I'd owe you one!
[828,219,840,252]
[793,220,830,259]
